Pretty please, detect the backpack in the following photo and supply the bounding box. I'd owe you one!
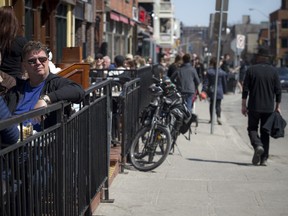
[179,113,198,134]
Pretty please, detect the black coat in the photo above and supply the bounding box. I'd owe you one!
[4,73,85,130]
[5,73,85,113]
[0,36,28,78]
[242,63,282,113]
[263,112,287,139]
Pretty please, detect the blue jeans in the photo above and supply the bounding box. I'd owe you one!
[182,93,194,111]
[209,99,222,120]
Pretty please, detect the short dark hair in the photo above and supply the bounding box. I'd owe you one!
[22,41,48,60]
[95,53,103,59]
[174,54,182,63]
[210,57,217,69]
[182,53,191,63]
[114,55,125,67]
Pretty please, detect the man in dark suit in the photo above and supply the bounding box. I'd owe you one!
[241,47,282,166]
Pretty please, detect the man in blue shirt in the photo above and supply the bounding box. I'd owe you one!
[4,41,85,131]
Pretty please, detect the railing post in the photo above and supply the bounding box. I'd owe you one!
[102,81,114,203]
[120,91,127,173]
[59,103,68,216]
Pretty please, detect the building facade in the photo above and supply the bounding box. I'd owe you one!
[270,0,288,66]
[0,0,180,66]
[95,0,138,60]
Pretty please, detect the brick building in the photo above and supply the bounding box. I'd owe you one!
[271,0,288,66]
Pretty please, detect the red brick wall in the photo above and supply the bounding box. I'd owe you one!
[110,0,137,18]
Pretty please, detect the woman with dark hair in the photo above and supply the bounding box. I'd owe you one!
[201,57,227,125]
[167,54,182,78]
[0,6,27,78]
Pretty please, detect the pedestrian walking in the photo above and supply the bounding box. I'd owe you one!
[220,53,231,74]
[201,57,227,125]
[167,54,182,78]
[241,47,282,166]
[152,53,168,80]
[238,58,248,91]
[171,53,200,111]
[194,56,205,82]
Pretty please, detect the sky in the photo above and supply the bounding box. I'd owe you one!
[171,0,281,26]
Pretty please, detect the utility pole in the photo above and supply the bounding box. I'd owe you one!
[211,0,228,134]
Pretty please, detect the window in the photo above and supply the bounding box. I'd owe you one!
[281,38,288,48]
[56,4,67,63]
[282,19,288,28]
[25,1,34,41]
[160,18,171,33]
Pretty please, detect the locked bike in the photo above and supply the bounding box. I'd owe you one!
[129,77,192,171]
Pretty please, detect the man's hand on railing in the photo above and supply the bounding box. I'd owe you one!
[32,98,48,123]
[34,98,48,109]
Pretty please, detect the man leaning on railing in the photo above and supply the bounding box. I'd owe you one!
[3,40,85,132]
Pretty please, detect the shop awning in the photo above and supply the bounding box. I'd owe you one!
[110,12,119,21]
[130,20,135,26]
[119,15,129,24]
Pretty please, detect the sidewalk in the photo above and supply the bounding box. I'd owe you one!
[94,94,288,216]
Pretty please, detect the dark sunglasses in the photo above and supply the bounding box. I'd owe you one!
[27,57,48,65]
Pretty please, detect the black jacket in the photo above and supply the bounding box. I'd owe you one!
[263,112,287,139]
[4,73,85,129]
[242,63,282,113]
[5,73,85,113]
[0,36,28,78]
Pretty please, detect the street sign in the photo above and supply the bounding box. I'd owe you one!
[213,12,227,37]
[236,34,245,49]
[215,0,229,11]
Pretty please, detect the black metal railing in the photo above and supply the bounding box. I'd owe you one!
[0,103,64,215]
[0,80,112,216]
[0,65,155,215]
[120,78,141,162]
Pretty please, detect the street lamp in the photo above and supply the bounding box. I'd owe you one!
[249,8,270,46]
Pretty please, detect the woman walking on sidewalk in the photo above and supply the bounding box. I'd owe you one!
[201,57,227,125]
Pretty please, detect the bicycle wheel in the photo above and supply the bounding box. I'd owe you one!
[129,125,172,172]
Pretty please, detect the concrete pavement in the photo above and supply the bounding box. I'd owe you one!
[94,94,288,216]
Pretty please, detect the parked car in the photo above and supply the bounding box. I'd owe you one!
[278,67,288,92]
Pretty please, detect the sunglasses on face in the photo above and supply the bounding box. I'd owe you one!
[27,57,48,65]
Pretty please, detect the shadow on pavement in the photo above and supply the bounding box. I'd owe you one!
[186,157,252,166]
